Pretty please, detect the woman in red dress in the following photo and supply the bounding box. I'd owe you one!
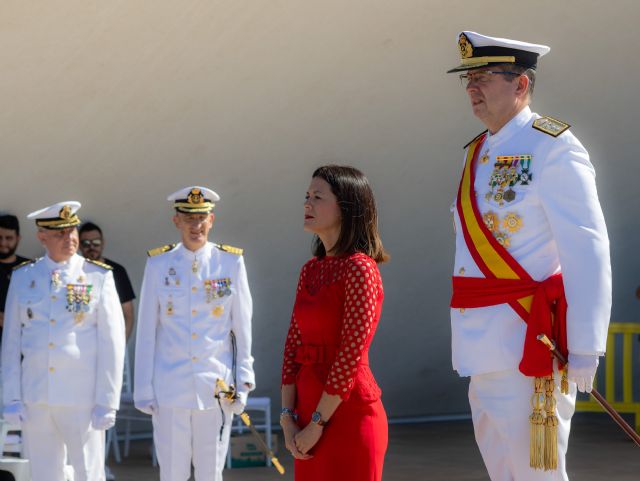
[280,165,389,481]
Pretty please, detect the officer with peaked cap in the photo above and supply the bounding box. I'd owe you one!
[1,202,125,481]
[134,186,254,481]
[447,32,611,480]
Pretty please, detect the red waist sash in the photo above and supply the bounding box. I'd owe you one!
[451,273,568,377]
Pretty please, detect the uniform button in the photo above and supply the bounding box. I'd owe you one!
[50,319,56,324]
[191,309,197,316]
[192,287,197,292]
[49,367,55,373]
[48,342,54,348]
[458,267,465,275]
[459,308,466,313]
[191,356,197,362]
[192,333,197,339]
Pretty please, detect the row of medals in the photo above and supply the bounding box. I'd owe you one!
[25,271,92,323]
[483,153,532,207]
[481,152,531,246]
[165,262,232,318]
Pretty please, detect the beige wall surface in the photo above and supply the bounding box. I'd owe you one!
[1,0,638,418]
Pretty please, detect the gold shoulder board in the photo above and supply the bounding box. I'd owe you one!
[147,243,176,257]
[532,116,570,137]
[464,130,488,149]
[217,244,244,256]
[13,259,35,271]
[85,259,113,270]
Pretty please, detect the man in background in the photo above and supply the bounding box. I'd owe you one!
[79,222,136,339]
[0,214,30,332]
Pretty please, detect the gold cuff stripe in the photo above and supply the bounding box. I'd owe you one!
[461,56,516,66]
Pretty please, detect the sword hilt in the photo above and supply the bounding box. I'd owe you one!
[215,378,237,400]
[216,379,287,474]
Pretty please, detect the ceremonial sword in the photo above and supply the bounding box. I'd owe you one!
[537,334,640,447]
[215,378,285,474]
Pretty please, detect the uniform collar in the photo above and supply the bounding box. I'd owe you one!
[486,106,533,148]
[176,241,213,260]
[44,252,82,271]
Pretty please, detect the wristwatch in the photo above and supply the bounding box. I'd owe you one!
[311,411,328,426]
[280,407,298,422]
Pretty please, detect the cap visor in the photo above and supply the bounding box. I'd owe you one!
[446,62,489,73]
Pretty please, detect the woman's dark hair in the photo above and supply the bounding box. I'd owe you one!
[311,165,389,263]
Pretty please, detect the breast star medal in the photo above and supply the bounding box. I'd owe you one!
[212,305,224,318]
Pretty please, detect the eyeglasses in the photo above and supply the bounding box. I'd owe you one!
[459,70,521,87]
[80,239,103,248]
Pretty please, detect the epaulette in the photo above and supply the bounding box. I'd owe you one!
[216,244,244,256]
[532,116,570,138]
[85,258,113,270]
[13,259,35,271]
[464,130,488,149]
[147,243,176,257]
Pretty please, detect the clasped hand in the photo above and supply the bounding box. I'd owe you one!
[282,417,322,460]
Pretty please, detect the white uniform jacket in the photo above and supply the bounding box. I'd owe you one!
[1,253,125,408]
[451,107,611,377]
[134,242,254,409]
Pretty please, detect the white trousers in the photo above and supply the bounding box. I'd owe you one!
[22,404,105,481]
[469,368,577,481]
[153,405,232,481]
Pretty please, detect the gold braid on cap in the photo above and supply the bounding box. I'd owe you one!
[36,204,80,228]
[174,188,214,212]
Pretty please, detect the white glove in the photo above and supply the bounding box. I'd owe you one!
[226,390,248,415]
[3,401,26,426]
[567,353,599,393]
[135,399,158,416]
[91,405,117,430]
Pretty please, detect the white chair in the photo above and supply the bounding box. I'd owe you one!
[226,396,272,468]
[105,425,121,463]
[0,419,30,481]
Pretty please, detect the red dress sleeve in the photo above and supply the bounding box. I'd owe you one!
[325,255,381,399]
[281,264,307,385]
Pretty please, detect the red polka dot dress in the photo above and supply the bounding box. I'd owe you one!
[282,252,388,481]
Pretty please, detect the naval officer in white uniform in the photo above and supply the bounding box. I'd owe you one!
[134,186,254,481]
[2,201,126,481]
[447,32,611,480]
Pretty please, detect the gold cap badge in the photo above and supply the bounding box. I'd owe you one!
[188,188,204,205]
[59,205,72,220]
[459,33,473,59]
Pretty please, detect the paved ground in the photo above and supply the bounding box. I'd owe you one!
[109,413,639,480]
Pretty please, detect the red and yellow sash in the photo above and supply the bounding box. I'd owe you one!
[451,134,568,377]
[456,134,532,317]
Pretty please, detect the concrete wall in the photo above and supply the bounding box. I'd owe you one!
[1,0,638,418]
